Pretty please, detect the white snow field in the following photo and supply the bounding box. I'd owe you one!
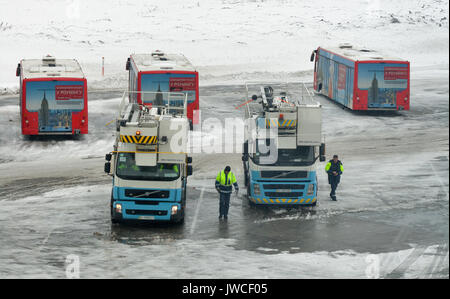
[0,0,448,91]
[0,0,448,279]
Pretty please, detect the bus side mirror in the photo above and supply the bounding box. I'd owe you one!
[242,155,248,162]
[104,162,111,174]
[105,153,112,161]
[251,95,258,101]
[310,51,316,62]
[16,64,21,77]
[187,165,193,176]
[125,58,131,71]
[187,156,192,164]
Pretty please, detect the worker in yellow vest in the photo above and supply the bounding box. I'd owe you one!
[325,154,344,201]
[215,166,239,220]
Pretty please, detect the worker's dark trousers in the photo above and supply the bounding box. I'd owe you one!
[329,175,340,196]
[219,192,231,217]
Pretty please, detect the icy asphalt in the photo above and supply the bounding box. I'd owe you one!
[0,70,448,278]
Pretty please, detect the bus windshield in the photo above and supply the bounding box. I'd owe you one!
[252,140,315,166]
[116,153,180,181]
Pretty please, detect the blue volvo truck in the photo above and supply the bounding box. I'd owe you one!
[105,91,192,223]
[242,83,326,206]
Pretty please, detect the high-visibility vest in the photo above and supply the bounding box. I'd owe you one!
[216,170,237,186]
[325,160,344,173]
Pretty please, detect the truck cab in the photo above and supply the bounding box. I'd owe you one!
[105,91,192,223]
[242,83,326,206]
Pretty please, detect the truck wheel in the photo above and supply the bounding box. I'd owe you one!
[244,172,249,187]
[175,215,185,225]
[174,209,185,225]
[247,188,255,207]
[111,194,119,224]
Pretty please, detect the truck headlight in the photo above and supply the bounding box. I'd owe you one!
[115,203,122,214]
[307,184,315,196]
[253,184,261,196]
[171,205,178,215]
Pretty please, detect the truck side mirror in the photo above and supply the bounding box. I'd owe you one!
[105,153,112,161]
[242,141,249,161]
[187,156,192,164]
[320,143,326,156]
[187,165,193,176]
[16,64,21,77]
[319,143,326,162]
[125,58,131,71]
[251,95,258,101]
[104,162,111,174]
[310,51,316,62]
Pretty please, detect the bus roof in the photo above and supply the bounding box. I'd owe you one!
[131,51,196,73]
[320,44,408,63]
[20,57,85,79]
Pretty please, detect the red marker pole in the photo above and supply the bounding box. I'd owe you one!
[102,57,105,77]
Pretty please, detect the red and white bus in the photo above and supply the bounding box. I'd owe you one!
[16,56,88,135]
[311,45,410,111]
[126,51,199,128]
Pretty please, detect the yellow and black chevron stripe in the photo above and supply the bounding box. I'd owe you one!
[265,119,297,128]
[250,197,316,204]
[120,135,158,144]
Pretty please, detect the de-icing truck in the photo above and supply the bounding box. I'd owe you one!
[104,91,193,223]
[242,83,326,206]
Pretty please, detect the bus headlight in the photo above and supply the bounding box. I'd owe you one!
[171,205,178,215]
[253,184,261,196]
[307,184,315,196]
[115,203,122,214]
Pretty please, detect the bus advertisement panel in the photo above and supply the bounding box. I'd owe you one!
[23,79,87,135]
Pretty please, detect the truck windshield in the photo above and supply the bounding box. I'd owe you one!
[252,140,315,166]
[116,153,180,181]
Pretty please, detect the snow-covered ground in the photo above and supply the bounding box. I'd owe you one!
[0,0,448,93]
[0,78,448,278]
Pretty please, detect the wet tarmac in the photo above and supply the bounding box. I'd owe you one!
[0,76,448,278]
